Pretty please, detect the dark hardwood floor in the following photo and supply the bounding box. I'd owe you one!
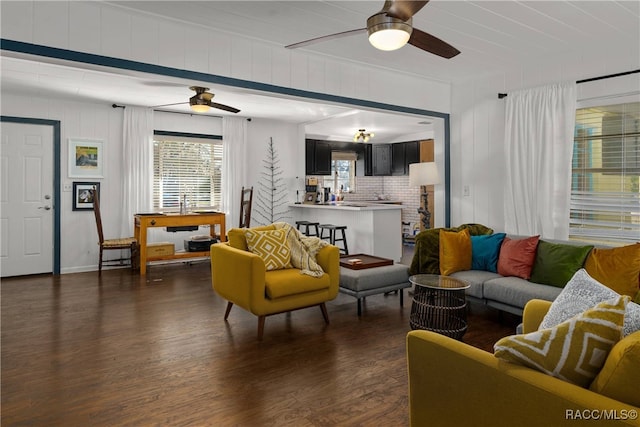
[1,262,520,426]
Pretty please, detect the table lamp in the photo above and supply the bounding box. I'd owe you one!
[409,162,440,229]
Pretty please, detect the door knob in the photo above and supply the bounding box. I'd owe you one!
[38,205,52,210]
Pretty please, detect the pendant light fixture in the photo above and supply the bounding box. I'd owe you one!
[354,129,375,142]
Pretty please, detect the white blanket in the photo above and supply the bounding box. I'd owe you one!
[273,222,328,277]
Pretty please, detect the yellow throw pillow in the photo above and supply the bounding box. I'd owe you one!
[494,295,628,388]
[245,229,291,271]
[589,331,640,407]
[228,225,276,251]
[584,243,640,298]
[439,228,472,276]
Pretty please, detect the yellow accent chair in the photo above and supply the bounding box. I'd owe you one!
[407,299,640,427]
[210,226,340,340]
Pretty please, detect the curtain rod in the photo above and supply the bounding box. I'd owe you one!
[497,69,640,99]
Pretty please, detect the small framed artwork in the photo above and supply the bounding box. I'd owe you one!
[68,138,104,178]
[73,182,100,211]
[303,191,317,204]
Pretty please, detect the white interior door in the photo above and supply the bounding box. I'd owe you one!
[1,122,54,277]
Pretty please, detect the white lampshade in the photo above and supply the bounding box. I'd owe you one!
[409,162,440,187]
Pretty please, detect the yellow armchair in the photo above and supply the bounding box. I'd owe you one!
[407,299,640,427]
[211,241,339,340]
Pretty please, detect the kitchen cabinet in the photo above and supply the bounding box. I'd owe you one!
[306,139,417,177]
[356,144,372,176]
[391,143,405,175]
[305,139,332,175]
[373,144,391,176]
[391,141,420,175]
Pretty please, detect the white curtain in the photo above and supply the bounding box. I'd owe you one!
[504,82,577,239]
[120,107,154,237]
[221,116,248,231]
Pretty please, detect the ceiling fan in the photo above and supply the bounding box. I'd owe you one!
[285,0,459,59]
[154,86,241,114]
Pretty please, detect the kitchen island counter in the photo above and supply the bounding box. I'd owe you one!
[289,203,402,261]
[289,202,402,211]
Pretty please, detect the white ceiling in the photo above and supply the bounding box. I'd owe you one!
[108,0,640,82]
[1,1,638,142]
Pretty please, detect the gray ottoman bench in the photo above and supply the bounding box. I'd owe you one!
[339,264,411,315]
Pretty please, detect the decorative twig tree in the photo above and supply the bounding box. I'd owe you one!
[253,137,291,225]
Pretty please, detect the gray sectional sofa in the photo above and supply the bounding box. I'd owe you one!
[454,236,613,316]
[409,226,613,317]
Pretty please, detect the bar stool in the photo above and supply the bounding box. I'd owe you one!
[319,224,349,255]
[295,220,320,237]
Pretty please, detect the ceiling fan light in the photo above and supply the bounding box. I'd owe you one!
[367,13,412,51]
[369,28,410,51]
[190,104,210,113]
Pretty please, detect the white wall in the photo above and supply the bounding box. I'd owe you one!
[2,93,125,273]
[0,1,459,272]
[450,48,640,233]
[0,1,451,114]
[245,118,302,226]
[0,93,304,273]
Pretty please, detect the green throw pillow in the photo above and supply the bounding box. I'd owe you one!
[530,240,593,288]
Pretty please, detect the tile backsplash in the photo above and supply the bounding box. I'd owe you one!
[309,175,421,228]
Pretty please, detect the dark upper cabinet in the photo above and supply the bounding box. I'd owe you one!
[305,139,315,175]
[404,141,420,171]
[306,139,417,177]
[373,144,391,176]
[364,144,373,176]
[391,143,405,175]
[305,139,332,175]
[314,141,332,175]
[391,141,420,175]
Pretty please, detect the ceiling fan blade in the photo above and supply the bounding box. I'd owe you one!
[386,0,429,21]
[152,101,188,108]
[209,102,240,114]
[408,28,460,59]
[286,28,366,49]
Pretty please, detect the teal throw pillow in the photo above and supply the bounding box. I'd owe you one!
[471,233,506,272]
[530,240,593,288]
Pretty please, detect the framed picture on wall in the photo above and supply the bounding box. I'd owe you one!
[68,138,104,178]
[73,182,100,211]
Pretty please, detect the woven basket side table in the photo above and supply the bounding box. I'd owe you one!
[409,274,470,340]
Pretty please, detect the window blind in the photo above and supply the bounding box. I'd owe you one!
[153,139,222,210]
[570,101,640,244]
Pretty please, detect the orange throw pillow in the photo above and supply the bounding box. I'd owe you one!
[439,229,472,276]
[584,243,640,298]
[497,236,540,280]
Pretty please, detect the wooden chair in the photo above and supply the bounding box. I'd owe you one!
[239,186,253,228]
[91,188,138,274]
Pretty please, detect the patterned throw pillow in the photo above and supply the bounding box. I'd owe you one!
[540,269,640,337]
[245,229,291,271]
[494,295,628,388]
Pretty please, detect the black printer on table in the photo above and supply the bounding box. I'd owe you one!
[184,235,218,252]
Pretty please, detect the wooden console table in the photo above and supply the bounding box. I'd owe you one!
[134,212,226,275]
